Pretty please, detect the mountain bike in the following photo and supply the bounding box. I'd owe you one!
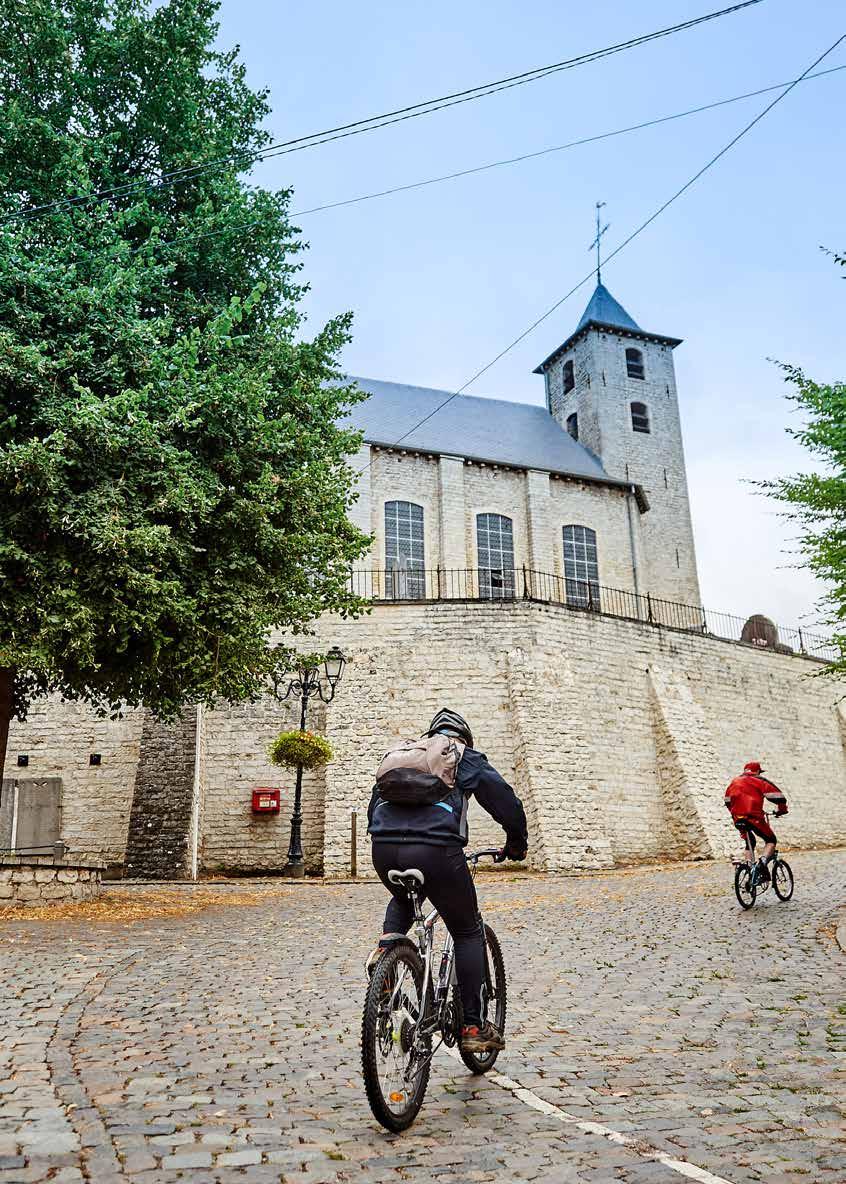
[361,849,507,1132]
[733,815,794,910]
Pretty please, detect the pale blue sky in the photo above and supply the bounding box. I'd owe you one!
[216,0,845,628]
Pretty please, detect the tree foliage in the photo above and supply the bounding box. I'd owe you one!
[762,249,846,672]
[0,0,369,775]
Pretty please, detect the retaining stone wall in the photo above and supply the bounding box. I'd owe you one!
[0,859,102,907]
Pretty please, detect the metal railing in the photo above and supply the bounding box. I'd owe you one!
[349,567,837,664]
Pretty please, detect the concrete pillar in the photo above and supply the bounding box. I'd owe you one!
[438,455,466,597]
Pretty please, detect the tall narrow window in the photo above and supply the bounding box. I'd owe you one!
[385,500,425,599]
[626,347,644,379]
[562,525,599,609]
[477,513,515,599]
[566,412,579,441]
[562,358,575,394]
[630,401,650,434]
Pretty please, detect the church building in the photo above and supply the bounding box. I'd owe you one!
[345,282,701,612]
[6,283,846,883]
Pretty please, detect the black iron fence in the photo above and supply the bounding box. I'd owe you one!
[348,567,838,664]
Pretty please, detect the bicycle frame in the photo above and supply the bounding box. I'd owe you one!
[387,849,501,1083]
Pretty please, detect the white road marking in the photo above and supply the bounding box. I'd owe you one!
[444,1048,734,1184]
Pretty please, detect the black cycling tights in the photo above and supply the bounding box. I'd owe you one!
[371,842,485,1028]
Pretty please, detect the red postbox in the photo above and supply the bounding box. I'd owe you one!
[252,788,281,814]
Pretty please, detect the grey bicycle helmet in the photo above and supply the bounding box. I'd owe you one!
[426,708,473,749]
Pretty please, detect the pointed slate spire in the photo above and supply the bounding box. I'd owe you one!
[575,282,641,334]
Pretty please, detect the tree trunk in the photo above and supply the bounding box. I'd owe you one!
[0,666,13,792]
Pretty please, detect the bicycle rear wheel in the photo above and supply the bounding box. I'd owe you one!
[773,858,794,901]
[734,863,756,910]
[361,944,431,1132]
[456,923,507,1074]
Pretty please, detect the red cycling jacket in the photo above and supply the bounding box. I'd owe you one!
[724,773,788,822]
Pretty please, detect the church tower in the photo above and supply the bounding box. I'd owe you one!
[534,282,701,607]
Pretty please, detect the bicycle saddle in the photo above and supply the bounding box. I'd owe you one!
[387,868,424,887]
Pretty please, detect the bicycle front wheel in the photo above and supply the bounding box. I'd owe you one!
[734,863,756,909]
[773,858,794,901]
[361,944,431,1132]
[457,923,507,1074]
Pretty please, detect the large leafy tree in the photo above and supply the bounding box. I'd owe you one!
[0,0,368,784]
[764,249,846,673]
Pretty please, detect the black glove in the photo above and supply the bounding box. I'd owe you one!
[503,840,527,862]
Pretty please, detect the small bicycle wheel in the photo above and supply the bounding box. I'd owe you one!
[456,924,507,1074]
[361,944,431,1132]
[773,858,794,901]
[734,863,756,910]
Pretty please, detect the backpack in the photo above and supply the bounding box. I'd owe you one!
[375,734,466,807]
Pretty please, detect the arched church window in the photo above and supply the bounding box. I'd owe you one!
[385,500,425,599]
[630,401,650,434]
[566,413,579,441]
[562,359,575,394]
[626,347,645,380]
[562,525,599,609]
[477,513,515,599]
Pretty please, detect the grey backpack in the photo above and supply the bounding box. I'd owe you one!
[375,735,466,806]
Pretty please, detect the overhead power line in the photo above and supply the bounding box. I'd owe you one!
[355,31,846,474]
[2,0,765,229]
[292,64,846,220]
[19,62,843,274]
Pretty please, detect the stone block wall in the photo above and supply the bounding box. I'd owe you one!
[6,601,846,879]
[201,695,326,875]
[124,708,198,880]
[6,700,143,866]
[0,859,103,907]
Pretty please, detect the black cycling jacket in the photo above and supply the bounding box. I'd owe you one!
[367,746,528,850]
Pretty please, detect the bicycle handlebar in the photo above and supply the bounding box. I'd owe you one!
[466,848,506,864]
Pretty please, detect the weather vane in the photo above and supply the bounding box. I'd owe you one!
[589,201,610,284]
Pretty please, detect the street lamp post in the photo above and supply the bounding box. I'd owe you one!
[273,647,345,878]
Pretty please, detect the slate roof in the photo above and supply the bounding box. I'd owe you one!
[575,283,641,333]
[345,377,611,483]
[533,282,682,374]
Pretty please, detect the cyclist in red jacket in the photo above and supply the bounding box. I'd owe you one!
[724,761,788,884]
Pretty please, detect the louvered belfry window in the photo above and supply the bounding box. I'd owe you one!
[562,525,599,609]
[562,359,575,394]
[477,513,515,599]
[630,401,650,434]
[566,412,579,441]
[385,500,425,599]
[626,347,645,379]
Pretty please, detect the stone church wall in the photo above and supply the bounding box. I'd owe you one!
[358,447,638,597]
[6,601,846,876]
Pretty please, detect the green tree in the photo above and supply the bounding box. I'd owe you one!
[763,249,846,672]
[0,0,369,786]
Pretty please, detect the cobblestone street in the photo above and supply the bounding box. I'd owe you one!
[2,850,844,1184]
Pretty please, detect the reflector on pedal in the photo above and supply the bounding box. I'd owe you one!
[390,1091,405,1102]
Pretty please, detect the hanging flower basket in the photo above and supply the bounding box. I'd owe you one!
[268,730,334,771]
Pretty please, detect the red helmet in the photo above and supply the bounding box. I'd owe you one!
[744,761,763,775]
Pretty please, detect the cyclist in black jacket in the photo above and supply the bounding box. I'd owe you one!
[367,708,528,1055]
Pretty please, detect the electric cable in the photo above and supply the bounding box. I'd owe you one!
[1,0,765,228]
[354,32,846,474]
[11,62,842,272]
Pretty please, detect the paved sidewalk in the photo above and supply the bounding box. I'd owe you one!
[1,850,844,1183]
